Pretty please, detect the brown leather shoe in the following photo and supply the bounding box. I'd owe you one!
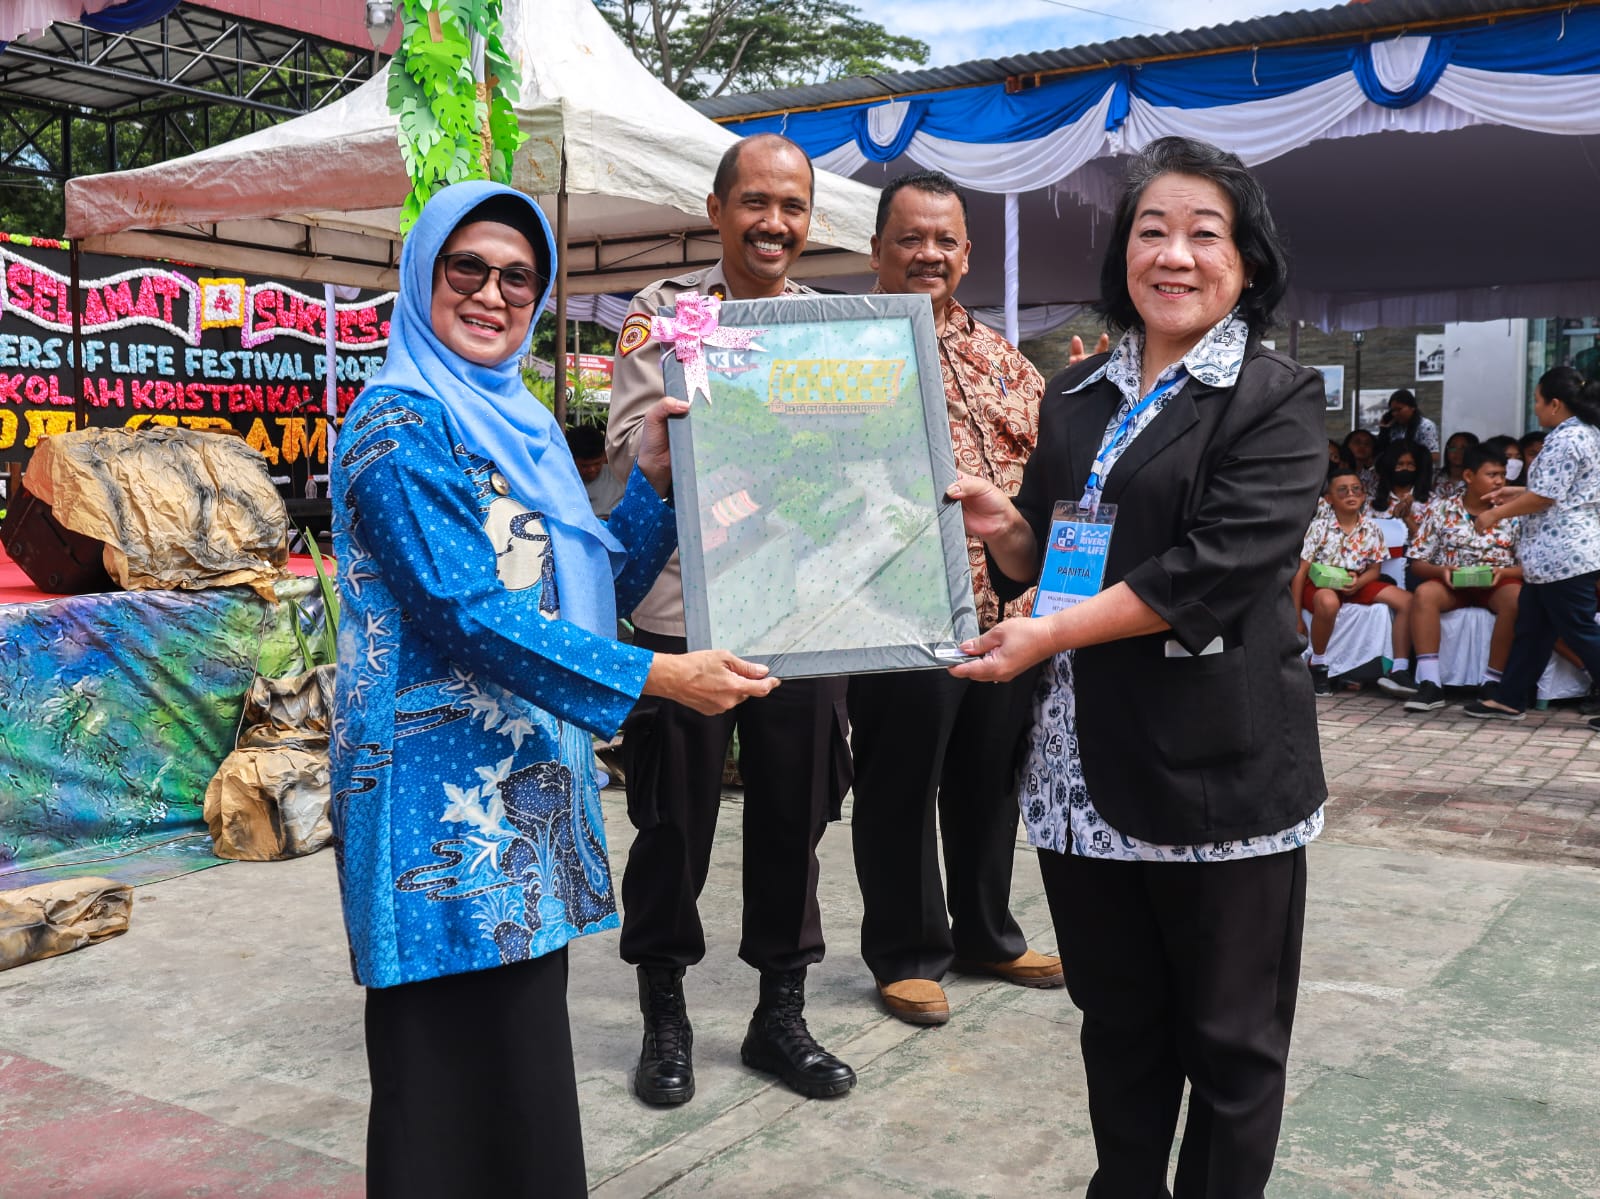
[952,949,1065,989]
[876,978,950,1025]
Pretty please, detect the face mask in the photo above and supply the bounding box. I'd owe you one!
[1391,469,1417,487]
[1505,459,1523,481]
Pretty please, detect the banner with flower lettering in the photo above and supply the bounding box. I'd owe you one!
[0,233,394,482]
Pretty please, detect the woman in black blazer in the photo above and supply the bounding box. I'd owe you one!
[949,137,1328,1197]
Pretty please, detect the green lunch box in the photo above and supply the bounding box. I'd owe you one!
[1309,563,1353,590]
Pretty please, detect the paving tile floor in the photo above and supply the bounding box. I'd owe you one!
[2,691,1597,1198]
[1315,690,1599,865]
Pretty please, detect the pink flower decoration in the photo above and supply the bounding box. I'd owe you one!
[670,293,721,338]
[650,291,765,407]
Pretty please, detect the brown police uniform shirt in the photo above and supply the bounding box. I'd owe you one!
[937,298,1044,628]
[606,261,813,637]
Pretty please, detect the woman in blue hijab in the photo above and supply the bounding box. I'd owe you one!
[331,181,777,1197]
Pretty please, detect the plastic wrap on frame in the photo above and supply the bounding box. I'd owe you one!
[665,292,977,677]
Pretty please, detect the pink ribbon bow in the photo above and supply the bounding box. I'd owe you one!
[650,292,765,406]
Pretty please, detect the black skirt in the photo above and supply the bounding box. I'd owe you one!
[364,948,586,1199]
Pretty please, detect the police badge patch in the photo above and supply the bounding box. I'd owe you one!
[618,314,652,357]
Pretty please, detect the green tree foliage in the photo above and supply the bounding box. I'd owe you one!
[530,317,615,363]
[0,104,84,233]
[522,318,616,427]
[0,173,70,238]
[596,0,927,99]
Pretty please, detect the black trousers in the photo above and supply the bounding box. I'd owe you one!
[618,628,849,973]
[847,666,1037,982]
[364,949,585,1199]
[1494,570,1600,710]
[1038,847,1307,1199]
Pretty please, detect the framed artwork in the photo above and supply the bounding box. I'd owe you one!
[1310,365,1345,412]
[1357,388,1392,432]
[1415,333,1446,381]
[663,292,977,677]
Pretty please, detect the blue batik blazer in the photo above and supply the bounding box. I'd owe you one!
[330,387,675,988]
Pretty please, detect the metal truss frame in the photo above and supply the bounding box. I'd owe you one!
[1,4,379,188]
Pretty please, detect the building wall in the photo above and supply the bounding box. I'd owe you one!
[1020,316,1529,446]
[1442,320,1529,441]
[1020,317,1450,446]
[190,1,399,52]
[1289,324,1445,444]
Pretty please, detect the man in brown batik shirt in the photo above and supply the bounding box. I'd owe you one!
[849,170,1067,1026]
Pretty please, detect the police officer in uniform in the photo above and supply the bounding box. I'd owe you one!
[605,133,855,1106]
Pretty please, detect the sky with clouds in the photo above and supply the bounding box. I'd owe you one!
[850,0,1348,70]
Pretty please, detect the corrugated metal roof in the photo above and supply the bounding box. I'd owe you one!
[693,0,1585,121]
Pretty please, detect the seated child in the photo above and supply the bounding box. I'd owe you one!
[1371,440,1434,546]
[1291,468,1414,697]
[1401,444,1523,711]
[1343,429,1379,499]
[1519,428,1545,471]
[1434,430,1479,501]
[564,424,625,519]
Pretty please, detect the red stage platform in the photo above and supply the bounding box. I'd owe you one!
[0,545,325,605]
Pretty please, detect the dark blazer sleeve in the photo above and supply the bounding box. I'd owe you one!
[1121,354,1327,655]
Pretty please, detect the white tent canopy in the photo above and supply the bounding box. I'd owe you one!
[709,0,1600,334]
[63,0,879,292]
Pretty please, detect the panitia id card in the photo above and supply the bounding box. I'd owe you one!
[1031,501,1116,617]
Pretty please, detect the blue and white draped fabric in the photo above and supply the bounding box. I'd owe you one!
[731,7,1600,341]
[1014,311,1324,862]
[731,9,1600,188]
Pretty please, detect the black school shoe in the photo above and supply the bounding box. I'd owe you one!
[1376,668,1419,696]
[1310,663,1333,697]
[1462,699,1525,721]
[1404,681,1446,712]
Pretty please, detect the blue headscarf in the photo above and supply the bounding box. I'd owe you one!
[357,180,625,639]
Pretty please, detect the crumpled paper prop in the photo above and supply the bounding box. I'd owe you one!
[650,291,765,406]
[203,665,334,861]
[23,425,290,598]
[0,877,132,972]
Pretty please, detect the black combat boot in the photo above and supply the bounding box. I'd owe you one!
[739,968,856,1099]
[634,965,694,1105]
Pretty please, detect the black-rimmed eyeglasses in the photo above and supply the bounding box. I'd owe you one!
[436,252,541,307]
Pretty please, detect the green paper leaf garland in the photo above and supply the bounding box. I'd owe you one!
[391,0,529,234]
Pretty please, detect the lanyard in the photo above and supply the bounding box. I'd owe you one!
[1079,369,1188,510]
